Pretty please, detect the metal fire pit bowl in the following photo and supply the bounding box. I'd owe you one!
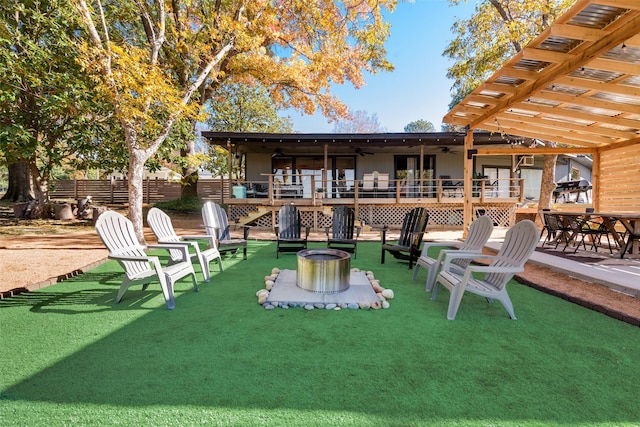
[296,249,351,293]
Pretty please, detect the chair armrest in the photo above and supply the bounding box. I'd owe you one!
[179,235,217,247]
[419,241,462,257]
[179,234,212,240]
[464,264,523,275]
[146,243,190,260]
[381,226,389,244]
[441,252,495,271]
[436,248,484,265]
[155,239,201,251]
[109,254,159,263]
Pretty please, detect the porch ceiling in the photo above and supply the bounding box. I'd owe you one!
[444,0,640,151]
[201,131,522,155]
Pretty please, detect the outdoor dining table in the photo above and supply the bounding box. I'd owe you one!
[551,211,640,258]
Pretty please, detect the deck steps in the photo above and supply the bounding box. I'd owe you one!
[236,206,270,226]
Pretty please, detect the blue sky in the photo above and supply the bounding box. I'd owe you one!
[289,0,478,133]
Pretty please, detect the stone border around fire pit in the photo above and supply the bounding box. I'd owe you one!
[256,267,394,311]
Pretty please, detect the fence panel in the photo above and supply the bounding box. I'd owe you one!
[50,178,230,204]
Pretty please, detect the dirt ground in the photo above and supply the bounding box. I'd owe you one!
[1,208,638,325]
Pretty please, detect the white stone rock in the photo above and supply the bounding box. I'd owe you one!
[256,289,269,297]
[271,268,280,274]
[382,289,394,300]
[258,294,268,305]
[382,300,390,309]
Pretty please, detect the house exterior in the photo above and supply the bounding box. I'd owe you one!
[201,131,545,230]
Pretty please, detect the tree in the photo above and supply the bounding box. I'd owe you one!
[0,0,117,211]
[445,0,573,107]
[333,110,386,133]
[445,0,573,213]
[404,119,435,133]
[205,82,293,178]
[73,0,396,242]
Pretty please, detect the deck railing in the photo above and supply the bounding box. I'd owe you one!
[237,175,524,205]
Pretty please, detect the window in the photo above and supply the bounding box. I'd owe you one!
[271,156,355,198]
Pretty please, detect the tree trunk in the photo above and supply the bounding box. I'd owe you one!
[128,149,148,244]
[180,139,199,199]
[537,154,558,226]
[181,170,199,199]
[1,161,32,202]
[30,162,51,219]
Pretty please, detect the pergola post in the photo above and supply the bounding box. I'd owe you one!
[463,128,474,238]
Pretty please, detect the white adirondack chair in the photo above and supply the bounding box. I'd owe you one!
[413,215,494,292]
[202,201,249,260]
[147,207,222,282]
[431,220,539,320]
[95,210,198,310]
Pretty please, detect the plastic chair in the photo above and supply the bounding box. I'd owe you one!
[325,206,361,257]
[202,201,249,260]
[413,215,494,291]
[431,220,539,320]
[95,210,198,310]
[275,204,310,257]
[381,207,429,269]
[147,207,222,282]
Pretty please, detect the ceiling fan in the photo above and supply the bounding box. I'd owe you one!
[440,146,458,154]
[355,147,374,156]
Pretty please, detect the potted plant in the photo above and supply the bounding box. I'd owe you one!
[315,188,324,199]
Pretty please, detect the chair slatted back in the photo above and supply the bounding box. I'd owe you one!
[484,220,538,289]
[362,173,375,191]
[451,215,494,270]
[330,206,355,240]
[95,211,151,278]
[398,207,429,248]
[202,201,231,241]
[377,173,389,191]
[147,207,184,262]
[278,205,302,239]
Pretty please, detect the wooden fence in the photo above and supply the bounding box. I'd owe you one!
[50,178,230,204]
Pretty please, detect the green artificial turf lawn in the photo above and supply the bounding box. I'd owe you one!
[1,240,639,426]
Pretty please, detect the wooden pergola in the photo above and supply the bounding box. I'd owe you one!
[444,0,640,231]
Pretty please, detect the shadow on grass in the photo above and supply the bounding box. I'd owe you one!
[1,241,639,425]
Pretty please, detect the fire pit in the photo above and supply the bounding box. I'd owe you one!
[296,249,350,293]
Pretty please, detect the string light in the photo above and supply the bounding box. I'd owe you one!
[622,42,627,52]
[580,67,585,75]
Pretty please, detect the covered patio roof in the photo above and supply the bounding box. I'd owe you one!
[200,131,523,155]
[444,0,640,153]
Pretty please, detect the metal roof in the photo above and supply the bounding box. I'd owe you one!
[444,0,640,149]
[200,131,529,154]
